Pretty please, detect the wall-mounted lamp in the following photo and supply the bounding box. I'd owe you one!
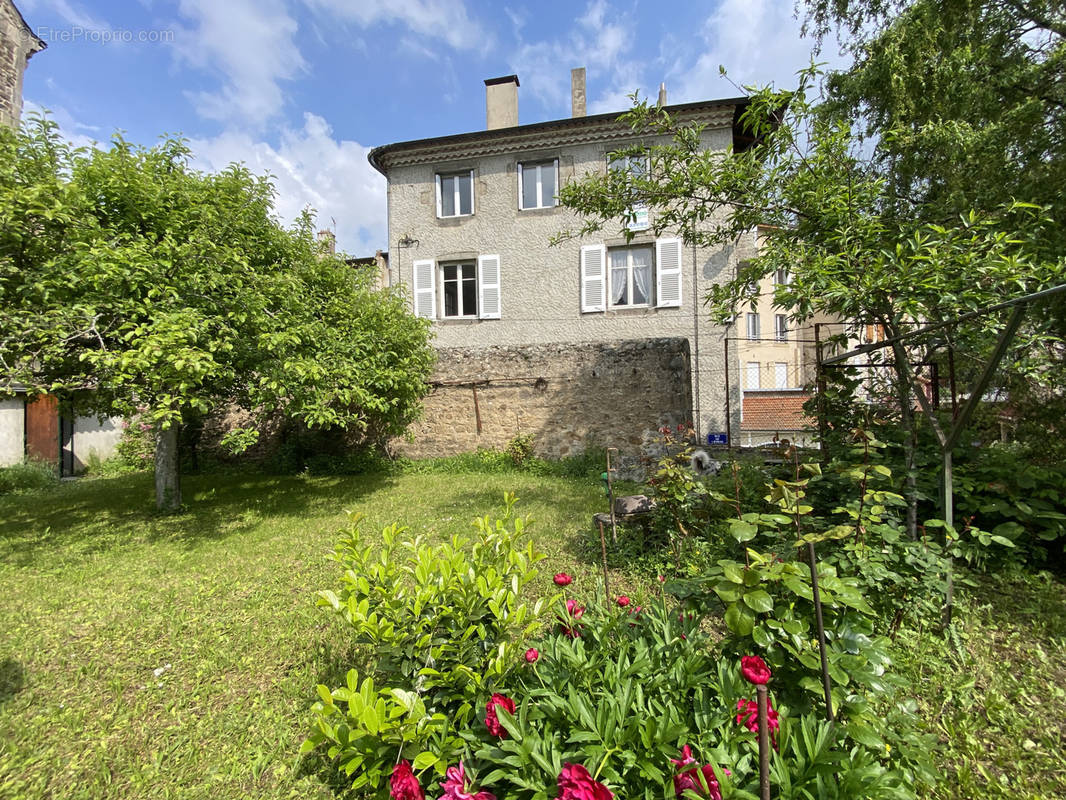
[398,233,419,248]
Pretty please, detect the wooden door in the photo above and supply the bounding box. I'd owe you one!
[25,394,59,465]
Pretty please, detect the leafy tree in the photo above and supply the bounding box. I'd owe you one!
[806,0,1066,252]
[556,79,1062,535]
[0,117,434,510]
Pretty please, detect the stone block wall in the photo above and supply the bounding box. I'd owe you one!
[396,337,692,460]
[1,1,43,128]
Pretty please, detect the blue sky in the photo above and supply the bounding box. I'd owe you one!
[19,0,843,254]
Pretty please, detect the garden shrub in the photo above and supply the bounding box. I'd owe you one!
[307,490,929,799]
[0,459,59,494]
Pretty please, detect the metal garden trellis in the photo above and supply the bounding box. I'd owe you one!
[817,283,1066,624]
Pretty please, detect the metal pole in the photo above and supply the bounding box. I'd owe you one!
[806,541,835,722]
[724,337,733,453]
[814,323,829,463]
[606,447,618,544]
[756,684,771,800]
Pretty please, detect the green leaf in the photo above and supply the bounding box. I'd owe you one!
[728,519,759,543]
[742,589,774,613]
[724,602,756,636]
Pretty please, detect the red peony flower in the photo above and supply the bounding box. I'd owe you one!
[740,655,772,685]
[440,761,496,800]
[669,745,722,800]
[736,698,780,747]
[557,762,614,800]
[616,595,631,607]
[558,598,585,638]
[565,599,585,620]
[554,573,574,587]
[390,760,424,800]
[485,693,516,737]
[525,648,539,663]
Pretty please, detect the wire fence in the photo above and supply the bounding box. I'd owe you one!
[718,287,1066,466]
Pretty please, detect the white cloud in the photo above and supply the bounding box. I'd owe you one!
[19,0,109,32]
[172,0,307,126]
[670,0,848,103]
[303,0,489,52]
[509,0,644,118]
[188,113,386,256]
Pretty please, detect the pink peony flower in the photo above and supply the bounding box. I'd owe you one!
[554,573,573,587]
[557,763,614,800]
[740,655,772,686]
[485,693,516,737]
[390,760,424,800]
[669,745,722,800]
[616,595,631,607]
[525,648,539,663]
[440,761,495,800]
[736,698,779,747]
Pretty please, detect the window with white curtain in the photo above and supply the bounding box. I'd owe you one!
[609,246,653,307]
[774,314,789,342]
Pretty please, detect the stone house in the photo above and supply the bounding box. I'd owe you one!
[368,71,758,459]
[0,0,43,128]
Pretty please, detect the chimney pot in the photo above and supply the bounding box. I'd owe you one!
[657,82,667,107]
[571,67,587,118]
[485,75,519,130]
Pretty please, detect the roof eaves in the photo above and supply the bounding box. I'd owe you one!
[367,96,750,175]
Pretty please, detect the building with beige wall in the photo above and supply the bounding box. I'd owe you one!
[369,71,756,457]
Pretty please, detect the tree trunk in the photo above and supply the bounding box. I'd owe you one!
[155,424,181,512]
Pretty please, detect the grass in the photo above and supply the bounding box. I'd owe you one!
[895,570,1066,799]
[0,465,1063,799]
[0,466,631,800]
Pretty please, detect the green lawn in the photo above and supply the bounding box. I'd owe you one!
[0,468,624,800]
[0,468,1063,799]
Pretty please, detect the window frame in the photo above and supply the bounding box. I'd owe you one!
[440,260,479,319]
[607,152,650,231]
[607,244,654,309]
[746,312,761,341]
[518,159,559,210]
[774,362,789,389]
[746,361,761,390]
[775,268,790,286]
[435,169,475,219]
[774,314,789,342]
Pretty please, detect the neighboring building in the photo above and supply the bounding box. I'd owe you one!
[0,3,121,472]
[369,70,757,458]
[0,0,44,127]
[732,227,833,446]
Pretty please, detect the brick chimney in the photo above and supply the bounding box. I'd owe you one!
[571,67,587,118]
[485,75,519,130]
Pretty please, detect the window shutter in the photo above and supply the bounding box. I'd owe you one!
[434,175,442,218]
[516,162,524,210]
[656,237,682,308]
[478,254,501,319]
[580,244,606,313]
[412,259,436,319]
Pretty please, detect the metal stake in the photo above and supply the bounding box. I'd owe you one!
[757,684,771,800]
[606,447,618,544]
[806,541,835,722]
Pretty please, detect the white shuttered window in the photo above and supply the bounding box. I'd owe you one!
[413,259,436,319]
[655,237,682,307]
[580,244,606,313]
[478,254,501,319]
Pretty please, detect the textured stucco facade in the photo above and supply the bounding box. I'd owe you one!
[0,0,44,128]
[372,98,753,454]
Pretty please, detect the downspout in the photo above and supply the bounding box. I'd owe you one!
[691,236,701,440]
